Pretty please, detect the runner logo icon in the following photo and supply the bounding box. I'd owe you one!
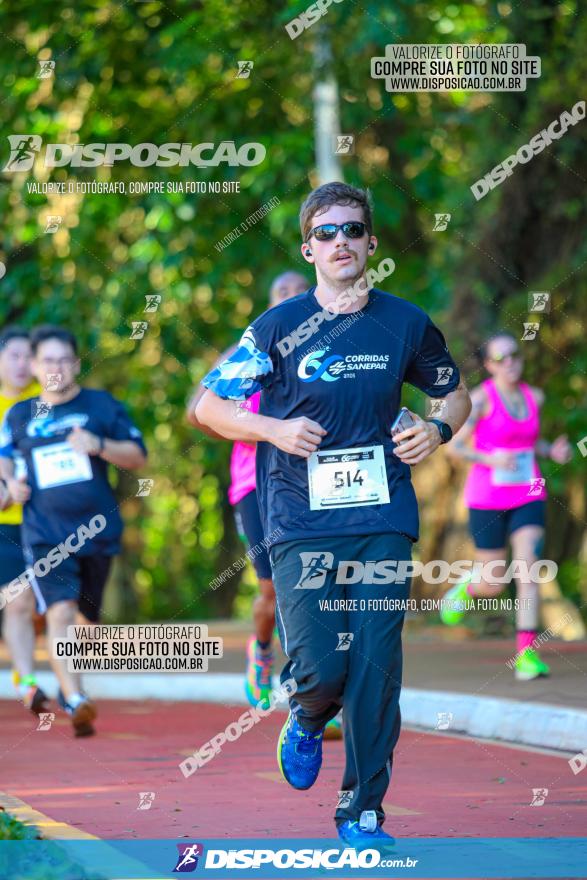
[336,632,354,651]
[137,792,155,810]
[294,552,334,589]
[3,135,42,172]
[528,477,546,496]
[36,712,55,731]
[298,349,345,383]
[434,366,454,386]
[530,788,549,807]
[173,843,204,872]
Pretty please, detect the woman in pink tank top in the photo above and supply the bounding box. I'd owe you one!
[441,332,571,680]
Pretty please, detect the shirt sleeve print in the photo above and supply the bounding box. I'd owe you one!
[202,326,274,401]
[404,317,460,397]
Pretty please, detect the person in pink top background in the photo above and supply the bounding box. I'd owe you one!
[441,332,571,680]
[187,271,309,705]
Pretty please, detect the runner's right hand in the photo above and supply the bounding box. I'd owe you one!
[271,417,327,458]
[482,451,518,470]
[7,475,31,503]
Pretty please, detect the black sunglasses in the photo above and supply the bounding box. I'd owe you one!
[308,221,367,242]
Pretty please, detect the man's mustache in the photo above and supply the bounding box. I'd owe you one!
[329,249,357,262]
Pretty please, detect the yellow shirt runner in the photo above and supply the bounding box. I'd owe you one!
[0,380,41,526]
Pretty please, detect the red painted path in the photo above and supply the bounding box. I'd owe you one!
[1,699,585,840]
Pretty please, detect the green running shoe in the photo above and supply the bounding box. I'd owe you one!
[440,579,471,626]
[244,636,274,707]
[13,671,50,716]
[515,647,550,681]
[324,710,343,740]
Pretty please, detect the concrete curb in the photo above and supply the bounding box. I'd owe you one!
[2,671,585,754]
[399,688,587,754]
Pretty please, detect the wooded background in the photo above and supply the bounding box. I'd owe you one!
[1,0,585,625]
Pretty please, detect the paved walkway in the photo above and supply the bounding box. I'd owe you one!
[1,621,586,709]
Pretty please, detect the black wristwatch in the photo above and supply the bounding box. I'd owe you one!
[429,419,453,444]
[97,436,106,455]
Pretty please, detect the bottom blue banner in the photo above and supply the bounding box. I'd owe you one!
[0,837,585,879]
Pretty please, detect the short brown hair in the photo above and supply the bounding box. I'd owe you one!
[299,182,373,242]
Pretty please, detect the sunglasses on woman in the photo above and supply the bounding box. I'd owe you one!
[489,350,521,363]
[308,221,367,242]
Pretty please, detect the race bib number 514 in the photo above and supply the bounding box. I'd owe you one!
[307,445,390,510]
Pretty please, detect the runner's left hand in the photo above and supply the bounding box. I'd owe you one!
[393,413,441,465]
[67,425,101,455]
[0,480,11,510]
[549,434,572,464]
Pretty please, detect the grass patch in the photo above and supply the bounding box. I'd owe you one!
[0,808,38,841]
[0,808,103,879]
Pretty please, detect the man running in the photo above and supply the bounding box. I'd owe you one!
[441,331,571,679]
[196,182,471,846]
[187,271,309,708]
[0,325,147,735]
[0,326,46,714]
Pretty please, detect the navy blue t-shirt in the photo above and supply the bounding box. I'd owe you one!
[203,287,460,547]
[0,388,147,555]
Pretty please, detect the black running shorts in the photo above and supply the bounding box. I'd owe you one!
[468,500,546,550]
[27,545,112,622]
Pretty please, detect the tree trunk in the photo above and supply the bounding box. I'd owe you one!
[313,25,343,185]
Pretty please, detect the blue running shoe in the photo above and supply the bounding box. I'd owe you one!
[277,712,324,790]
[338,810,395,850]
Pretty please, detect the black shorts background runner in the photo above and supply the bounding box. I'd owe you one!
[234,489,272,580]
[0,524,27,585]
[27,545,112,622]
[468,500,546,550]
